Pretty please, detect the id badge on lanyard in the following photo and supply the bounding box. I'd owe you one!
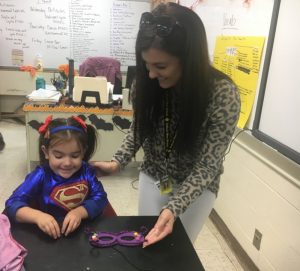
[160,174,173,195]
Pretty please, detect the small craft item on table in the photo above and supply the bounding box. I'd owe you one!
[85,227,148,247]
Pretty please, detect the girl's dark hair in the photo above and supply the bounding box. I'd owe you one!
[39,116,97,165]
[134,2,229,154]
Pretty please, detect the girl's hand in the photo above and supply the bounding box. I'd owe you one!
[61,206,88,236]
[143,208,175,248]
[90,161,120,177]
[35,213,61,239]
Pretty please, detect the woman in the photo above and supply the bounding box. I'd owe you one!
[92,3,240,247]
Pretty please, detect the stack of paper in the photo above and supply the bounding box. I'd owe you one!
[26,88,62,104]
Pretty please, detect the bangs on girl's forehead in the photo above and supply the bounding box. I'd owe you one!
[49,130,81,145]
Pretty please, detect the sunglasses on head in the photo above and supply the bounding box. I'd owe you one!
[139,12,181,37]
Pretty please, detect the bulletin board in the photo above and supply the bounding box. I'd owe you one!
[0,0,150,70]
[178,0,275,127]
[213,36,265,129]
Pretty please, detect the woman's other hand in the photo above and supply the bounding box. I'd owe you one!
[90,161,120,177]
[143,208,175,248]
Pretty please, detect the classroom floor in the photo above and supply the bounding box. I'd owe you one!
[0,119,245,271]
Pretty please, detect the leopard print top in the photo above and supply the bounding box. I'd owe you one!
[113,78,240,217]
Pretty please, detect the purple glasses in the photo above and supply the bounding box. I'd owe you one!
[86,227,148,247]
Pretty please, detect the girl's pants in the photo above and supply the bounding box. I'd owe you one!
[138,171,216,243]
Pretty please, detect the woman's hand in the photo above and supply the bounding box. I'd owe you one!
[90,161,120,177]
[143,208,175,248]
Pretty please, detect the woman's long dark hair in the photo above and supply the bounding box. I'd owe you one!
[39,116,97,165]
[134,2,226,154]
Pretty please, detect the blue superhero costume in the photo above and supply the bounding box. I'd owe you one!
[5,162,108,222]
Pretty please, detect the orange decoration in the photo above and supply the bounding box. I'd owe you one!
[20,65,37,77]
[58,64,78,81]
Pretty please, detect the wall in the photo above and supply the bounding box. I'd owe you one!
[215,131,300,270]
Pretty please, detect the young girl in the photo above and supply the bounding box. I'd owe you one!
[5,115,109,239]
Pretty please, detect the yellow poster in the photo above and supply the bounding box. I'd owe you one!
[213,36,265,129]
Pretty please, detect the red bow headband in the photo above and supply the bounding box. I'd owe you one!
[38,115,52,135]
[72,116,87,131]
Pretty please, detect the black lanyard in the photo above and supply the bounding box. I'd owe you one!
[164,90,177,161]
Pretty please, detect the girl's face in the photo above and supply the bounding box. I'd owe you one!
[42,138,84,179]
[142,48,182,89]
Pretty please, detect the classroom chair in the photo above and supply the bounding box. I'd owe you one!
[79,56,122,94]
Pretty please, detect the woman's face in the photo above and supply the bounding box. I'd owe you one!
[142,48,182,89]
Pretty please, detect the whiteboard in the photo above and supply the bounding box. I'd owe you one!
[0,0,150,70]
[253,0,300,164]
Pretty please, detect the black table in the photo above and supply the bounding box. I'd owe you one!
[11,216,205,271]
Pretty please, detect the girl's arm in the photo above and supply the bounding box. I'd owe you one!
[5,167,61,239]
[16,206,61,239]
[5,167,44,221]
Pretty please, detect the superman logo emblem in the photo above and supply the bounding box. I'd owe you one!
[50,180,89,210]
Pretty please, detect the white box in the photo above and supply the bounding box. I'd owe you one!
[122,88,132,110]
[73,76,108,104]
